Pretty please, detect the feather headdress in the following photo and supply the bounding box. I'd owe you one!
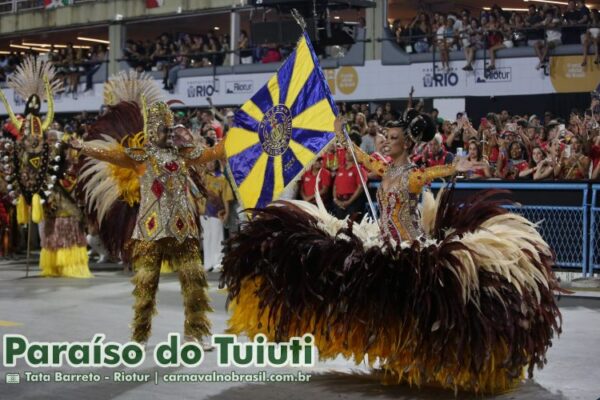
[103,70,163,106]
[7,56,62,101]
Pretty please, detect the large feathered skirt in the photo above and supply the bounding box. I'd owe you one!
[220,187,562,393]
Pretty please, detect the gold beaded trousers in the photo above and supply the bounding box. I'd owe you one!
[130,238,212,343]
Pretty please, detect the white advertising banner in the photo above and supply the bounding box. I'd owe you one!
[0,56,593,115]
[0,83,105,115]
[164,57,558,106]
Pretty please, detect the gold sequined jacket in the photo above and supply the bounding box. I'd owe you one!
[81,141,225,243]
[350,143,455,242]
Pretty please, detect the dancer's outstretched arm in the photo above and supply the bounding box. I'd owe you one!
[185,140,226,166]
[334,116,389,177]
[72,139,141,170]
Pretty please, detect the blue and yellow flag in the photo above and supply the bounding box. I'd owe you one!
[225,32,337,210]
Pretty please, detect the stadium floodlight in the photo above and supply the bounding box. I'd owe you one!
[522,0,569,5]
[22,42,91,49]
[483,7,529,11]
[21,42,51,47]
[77,36,110,44]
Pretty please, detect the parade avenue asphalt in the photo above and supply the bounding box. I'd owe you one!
[0,259,599,400]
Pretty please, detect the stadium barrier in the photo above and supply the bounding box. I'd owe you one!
[368,181,594,276]
[590,184,600,274]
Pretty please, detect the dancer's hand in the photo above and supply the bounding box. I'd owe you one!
[334,115,347,145]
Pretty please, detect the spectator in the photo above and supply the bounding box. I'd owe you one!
[435,15,455,71]
[332,156,367,220]
[526,5,545,47]
[238,30,253,64]
[123,40,144,72]
[512,13,528,47]
[261,44,282,64]
[493,132,511,177]
[575,0,591,46]
[189,35,206,66]
[563,0,585,45]
[534,146,556,180]
[354,112,367,135]
[220,34,231,66]
[360,119,378,154]
[166,42,190,92]
[84,44,107,92]
[534,9,562,70]
[206,36,223,66]
[501,141,529,179]
[589,129,600,179]
[197,160,233,272]
[591,130,600,180]
[371,106,385,125]
[582,8,600,66]
[486,14,513,71]
[555,136,590,179]
[425,133,454,167]
[520,146,545,179]
[463,139,491,179]
[300,157,332,205]
[201,110,223,140]
[407,12,432,53]
[462,18,483,71]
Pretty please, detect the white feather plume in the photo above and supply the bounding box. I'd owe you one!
[103,70,163,106]
[7,56,62,100]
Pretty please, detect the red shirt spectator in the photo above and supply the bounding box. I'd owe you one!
[261,46,282,63]
[590,144,600,171]
[334,163,367,198]
[301,162,332,203]
[504,159,529,179]
[425,134,454,167]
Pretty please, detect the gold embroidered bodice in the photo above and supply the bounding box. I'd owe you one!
[351,143,455,242]
[81,140,225,243]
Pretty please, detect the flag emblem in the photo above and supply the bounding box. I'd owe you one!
[259,104,293,157]
[225,32,337,210]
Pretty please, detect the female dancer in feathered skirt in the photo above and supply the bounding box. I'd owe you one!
[221,111,562,393]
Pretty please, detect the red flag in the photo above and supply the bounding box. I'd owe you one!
[146,0,163,8]
[43,0,72,8]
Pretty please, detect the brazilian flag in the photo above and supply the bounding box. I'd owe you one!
[225,32,337,210]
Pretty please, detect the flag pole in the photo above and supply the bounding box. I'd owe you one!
[291,8,378,224]
[340,125,380,225]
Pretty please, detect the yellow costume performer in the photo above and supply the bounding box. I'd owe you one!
[0,56,90,278]
[77,72,225,343]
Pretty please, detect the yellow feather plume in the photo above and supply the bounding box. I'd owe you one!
[16,195,29,225]
[31,193,44,223]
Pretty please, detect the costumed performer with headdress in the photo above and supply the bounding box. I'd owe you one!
[73,74,226,347]
[220,109,563,393]
[0,56,91,278]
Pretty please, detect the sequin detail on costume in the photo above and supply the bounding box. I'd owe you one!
[131,144,198,243]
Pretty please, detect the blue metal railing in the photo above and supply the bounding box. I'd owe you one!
[428,182,590,275]
[590,185,600,274]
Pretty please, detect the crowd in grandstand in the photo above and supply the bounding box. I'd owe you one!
[392,1,599,71]
[0,44,107,96]
[23,89,596,225]
[124,30,286,92]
